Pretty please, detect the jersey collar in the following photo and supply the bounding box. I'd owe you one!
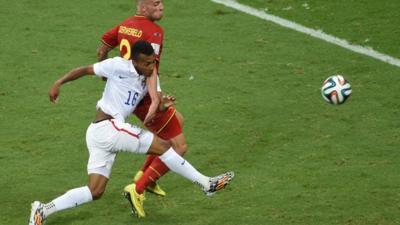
[129,62,138,74]
[129,61,146,78]
[133,15,149,21]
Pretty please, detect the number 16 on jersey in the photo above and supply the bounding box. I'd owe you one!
[124,91,139,106]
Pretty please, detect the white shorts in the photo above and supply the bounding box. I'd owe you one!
[85,119,154,178]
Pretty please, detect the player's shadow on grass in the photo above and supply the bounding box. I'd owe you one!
[48,211,94,225]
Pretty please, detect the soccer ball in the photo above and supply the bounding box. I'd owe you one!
[321,75,352,105]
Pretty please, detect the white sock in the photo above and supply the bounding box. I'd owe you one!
[43,186,93,217]
[159,148,210,190]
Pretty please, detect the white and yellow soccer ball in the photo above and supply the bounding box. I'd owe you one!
[321,75,352,105]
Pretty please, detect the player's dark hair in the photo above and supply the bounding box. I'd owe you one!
[131,40,154,61]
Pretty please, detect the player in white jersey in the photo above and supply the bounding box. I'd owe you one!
[28,41,234,225]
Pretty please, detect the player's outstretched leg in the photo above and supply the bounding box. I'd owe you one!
[28,174,108,224]
[148,136,235,195]
[28,186,93,225]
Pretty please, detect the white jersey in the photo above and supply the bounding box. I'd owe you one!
[93,57,148,122]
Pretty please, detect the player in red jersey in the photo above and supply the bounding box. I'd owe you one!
[97,0,188,217]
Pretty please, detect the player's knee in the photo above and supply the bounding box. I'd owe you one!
[90,186,105,200]
[91,190,104,200]
[175,142,188,156]
[150,136,171,155]
[160,138,171,151]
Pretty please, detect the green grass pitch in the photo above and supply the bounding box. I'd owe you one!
[0,0,399,224]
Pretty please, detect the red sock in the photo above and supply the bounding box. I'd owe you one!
[135,157,170,194]
[140,155,157,172]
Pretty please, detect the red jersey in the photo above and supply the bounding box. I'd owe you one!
[101,15,163,65]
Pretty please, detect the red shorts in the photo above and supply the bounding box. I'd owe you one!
[134,95,182,140]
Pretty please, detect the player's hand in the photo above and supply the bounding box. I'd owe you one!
[49,81,61,103]
[159,95,176,112]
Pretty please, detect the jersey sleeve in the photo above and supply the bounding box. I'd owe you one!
[93,58,117,78]
[147,27,164,60]
[101,25,119,48]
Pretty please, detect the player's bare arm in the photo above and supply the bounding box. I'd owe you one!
[49,66,94,103]
[96,42,114,61]
[143,68,161,125]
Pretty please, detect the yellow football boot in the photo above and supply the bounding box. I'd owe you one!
[123,183,146,218]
